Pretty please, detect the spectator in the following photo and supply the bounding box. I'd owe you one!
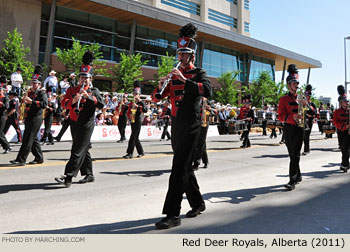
[10,67,23,95]
[69,72,77,87]
[59,76,70,94]
[95,113,105,125]
[112,110,119,126]
[43,70,58,93]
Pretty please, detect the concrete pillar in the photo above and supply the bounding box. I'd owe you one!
[129,20,137,55]
[44,0,56,68]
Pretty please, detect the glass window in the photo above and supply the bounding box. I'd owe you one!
[226,0,238,5]
[244,0,250,10]
[208,9,237,28]
[244,22,250,32]
[161,0,200,15]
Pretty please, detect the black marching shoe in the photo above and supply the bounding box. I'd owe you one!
[55,175,72,188]
[117,140,124,143]
[137,153,144,158]
[3,147,12,154]
[123,154,133,159]
[192,162,199,171]
[79,175,95,184]
[47,142,54,145]
[240,144,246,148]
[186,203,206,218]
[296,177,302,184]
[284,182,296,191]
[53,137,60,142]
[302,151,309,156]
[203,163,208,169]
[9,160,25,166]
[155,216,181,230]
[340,166,349,173]
[29,159,44,165]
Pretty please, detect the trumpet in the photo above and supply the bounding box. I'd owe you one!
[201,97,210,127]
[19,86,32,121]
[155,61,181,100]
[296,89,307,128]
[130,96,138,123]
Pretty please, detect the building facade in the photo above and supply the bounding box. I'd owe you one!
[0,0,321,94]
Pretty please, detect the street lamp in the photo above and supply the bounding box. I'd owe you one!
[344,36,350,94]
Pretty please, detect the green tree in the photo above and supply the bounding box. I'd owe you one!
[112,53,148,93]
[56,37,107,76]
[157,52,176,79]
[214,71,241,106]
[0,28,34,85]
[243,71,286,107]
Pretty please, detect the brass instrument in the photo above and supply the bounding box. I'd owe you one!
[155,61,181,100]
[19,86,31,121]
[131,96,138,123]
[201,97,210,127]
[74,80,88,115]
[296,89,307,128]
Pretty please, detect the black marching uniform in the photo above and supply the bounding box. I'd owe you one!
[117,102,128,142]
[161,65,211,218]
[54,109,70,141]
[0,93,11,152]
[41,100,56,144]
[61,84,104,180]
[303,101,316,154]
[12,88,48,165]
[3,96,22,142]
[238,104,254,148]
[124,100,147,157]
[160,105,171,141]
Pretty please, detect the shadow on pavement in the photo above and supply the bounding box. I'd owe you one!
[0,183,65,194]
[254,154,289,159]
[100,169,171,177]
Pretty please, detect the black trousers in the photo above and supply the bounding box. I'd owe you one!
[3,116,22,142]
[303,122,313,152]
[262,120,267,136]
[16,116,43,163]
[118,116,127,141]
[270,128,277,138]
[241,125,251,147]
[161,119,171,140]
[0,115,11,150]
[193,125,209,165]
[170,116,177,152]
[162,117,204,216]
[64,120,94,177]
[284,123,304,183]
[55,118,70,141]
[126,121,144,155]
[41,115,53,143]
[337,130,350,167]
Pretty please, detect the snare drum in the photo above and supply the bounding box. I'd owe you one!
[234,120,248,133]
[319,110,330,122]
[322,125,336,134]
[275,121,284,128]
[265,112,276,121]
[228,119,236,134]
[267,120,277,129]
[257,110,266,120]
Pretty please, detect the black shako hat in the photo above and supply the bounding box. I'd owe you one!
[79,51,94,77]
[177,23,198,54]
[337,85,348,103]
[286,64,299,84]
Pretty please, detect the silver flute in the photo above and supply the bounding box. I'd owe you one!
[155,61,181,99]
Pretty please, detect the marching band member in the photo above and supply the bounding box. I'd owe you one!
[333,85,349,172]
[238,95,254,148]
[192,98,216,170]
[278,64,305,190]
[123,81,147,159]
[116,94,128,143]
[154,23,212,229]
[54,51,104,187]
[160,100,171,141]
[10,73,48,166]
[302,84,317,155]
[40,94,56,145]
[0,84,11,154]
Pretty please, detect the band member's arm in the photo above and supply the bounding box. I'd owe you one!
[82,88,105,109]
[278,97,294,124]
[184,69,212,98]
[61,87,72,109]
[30,91,48,109]
[151,82,171,102]
[137,100,147,113]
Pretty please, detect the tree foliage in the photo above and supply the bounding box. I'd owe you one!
[56,37,107,76]
[157,52,176,79]
[0,28,34,84]
[243,71,287,107]
[214,71,241,106]
[112,53,148,93]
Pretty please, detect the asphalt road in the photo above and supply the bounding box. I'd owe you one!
[0,131,349,234]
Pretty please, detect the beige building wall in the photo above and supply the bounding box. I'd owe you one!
[0,0,42,64]
[135,0,250,36]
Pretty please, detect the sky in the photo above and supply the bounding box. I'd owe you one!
[250,0,350,107]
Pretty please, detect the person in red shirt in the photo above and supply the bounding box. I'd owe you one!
[333,85,349,172]
[278,64,306,190]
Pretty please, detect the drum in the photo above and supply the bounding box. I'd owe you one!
[267,120,277,129]
[319,110,330,122]
[234,120,248,133]
[322,125,336,134]
[275,121,284,128]
[257,110,265,120]
[228,118,236,134]
[265,112,276,121]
